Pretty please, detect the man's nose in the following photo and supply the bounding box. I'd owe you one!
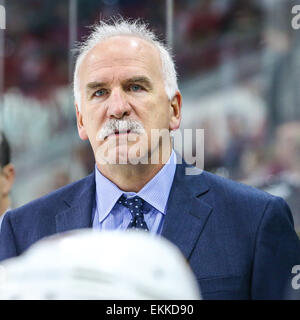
[106,88,131,119]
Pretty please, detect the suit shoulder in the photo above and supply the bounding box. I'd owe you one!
[195,171,294,232]
[201,170,276,203]
[7,173,95,219]
[196,170,290,223]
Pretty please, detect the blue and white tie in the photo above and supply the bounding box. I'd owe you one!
[118,195,149,231]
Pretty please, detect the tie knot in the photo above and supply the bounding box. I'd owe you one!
[118,195,148,231]
[118,195,144,211]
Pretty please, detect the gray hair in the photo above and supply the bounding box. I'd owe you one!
[73,18,178,111]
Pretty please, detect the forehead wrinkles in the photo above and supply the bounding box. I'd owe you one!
[84,61,157,86]
[80,62,162,93]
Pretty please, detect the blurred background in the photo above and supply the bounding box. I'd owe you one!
[0,0,300,233]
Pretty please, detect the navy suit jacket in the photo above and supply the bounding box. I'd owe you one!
[1,162,300,299]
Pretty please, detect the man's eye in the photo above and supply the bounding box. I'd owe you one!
[94,89,108,97]
[129,84,143,92]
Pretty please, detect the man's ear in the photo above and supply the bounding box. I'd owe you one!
[2,164,15,195]
[169,91,182,131]
[75,102,88,140]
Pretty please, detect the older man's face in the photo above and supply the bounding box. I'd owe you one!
[76,36,181,165]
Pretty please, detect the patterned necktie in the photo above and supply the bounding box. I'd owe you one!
[118,195,149,231]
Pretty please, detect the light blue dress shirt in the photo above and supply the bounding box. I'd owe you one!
[92,151,177,234]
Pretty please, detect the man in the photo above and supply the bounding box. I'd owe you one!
[0,131,15,229]
[0,19,299,299]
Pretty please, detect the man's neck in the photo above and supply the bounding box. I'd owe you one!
[96,162,166,193]
[96,147,173,192]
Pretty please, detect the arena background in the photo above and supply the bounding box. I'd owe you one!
[0,0,300,234]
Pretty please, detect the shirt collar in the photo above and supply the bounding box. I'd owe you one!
[95,150,177,222]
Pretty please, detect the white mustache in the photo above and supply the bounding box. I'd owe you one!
[97,119,145,141]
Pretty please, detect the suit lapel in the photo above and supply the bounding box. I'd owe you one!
[162,163,213,260]
[55,172,96,233]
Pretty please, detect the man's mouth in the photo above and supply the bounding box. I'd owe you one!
[105,130,132,139]
[114,130,131,135]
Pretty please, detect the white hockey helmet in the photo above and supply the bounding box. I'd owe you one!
[0,229,201,300]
